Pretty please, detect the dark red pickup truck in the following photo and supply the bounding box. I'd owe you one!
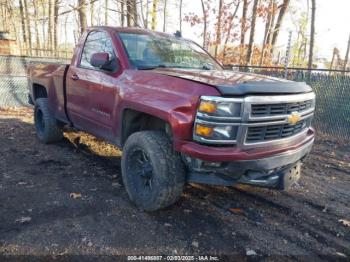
[28,27,315,211]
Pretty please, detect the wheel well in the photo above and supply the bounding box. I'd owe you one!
[33,84,48,100]
[121,109,171,146]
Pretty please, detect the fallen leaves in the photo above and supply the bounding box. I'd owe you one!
[246,249,257,256]
[70,192,82,199]
[339,219,350,227]
[15,216,32,224]
[229,208,245,216]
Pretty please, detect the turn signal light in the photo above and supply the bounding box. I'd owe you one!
[199,101,217,113]
[195,124,213,137]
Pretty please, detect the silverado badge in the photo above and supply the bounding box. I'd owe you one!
[287,112,301,125]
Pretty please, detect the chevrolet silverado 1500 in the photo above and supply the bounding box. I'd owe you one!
[28,27,316,211]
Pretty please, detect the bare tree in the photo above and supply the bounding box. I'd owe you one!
[151,0,158,30]
[78,0,87,34]
[90,0,94,26]
[214,0,223,58]
[18,0,28,54]
[48,0,53,50]
[240,0,248,64]
[105,0,108,25]
[201,0,208,49]
[342,33,350,72]
[223,1,241,58]
[308,0,315,70]
[246,0,258,65]
[121,0,125,26]
[23,0,32,55]
[260,0,274,66]
[32,0,41,55]
[179,0,183,32]
[53,0,59,55]
[271,0,290,53]
[163,0,167,32]
[126,0,138,26]
[40,0,47,49]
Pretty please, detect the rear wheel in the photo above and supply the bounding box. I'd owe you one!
[121,131,185,211]
[34,98,63,144]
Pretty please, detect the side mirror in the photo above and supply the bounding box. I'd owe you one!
[90,52,118,71]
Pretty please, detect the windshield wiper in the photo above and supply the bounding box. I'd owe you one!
[202,65,213,70]
[138,64,167,70]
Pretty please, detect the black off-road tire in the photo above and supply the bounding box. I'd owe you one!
[121,131,185,211]
[34,98,63,144]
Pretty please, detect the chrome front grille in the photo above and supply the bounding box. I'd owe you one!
[194,92,316,148]
[246,119,310,143]
[251,100,313,117]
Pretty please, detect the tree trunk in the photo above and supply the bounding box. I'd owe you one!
[308,0,316,70]
[121,0,125,26]
[223,2,241,58]
[53,0,59,56]
[78,0,87,34]
[342,33,350,72]
[132,0,137,26]
[240,0,248,64]
[163,0,167,32]
[90,0,94,26]
[151,0,158,30]
[126,0,137,27]
[48,0,52,52]
[18,0,27,54]
[201,0,207,49]
[179,0,183,32]
[260,0,273,66]
[23,0,32,56]
[271,0,290,53]
[266,1,277,45]
[145,0,149,28]
[105,0,108,25]
[246,0,258,65]
[40,0,46,50]
[214,0,223,58]
[127,0,132,26]
[32,0,41,55]
[329,48,336,70]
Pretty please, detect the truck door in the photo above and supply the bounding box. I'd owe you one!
[66,30,120,141]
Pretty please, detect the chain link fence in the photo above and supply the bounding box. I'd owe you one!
[231,66,350,140]
[0,55,68,106]
[0,55,349,139]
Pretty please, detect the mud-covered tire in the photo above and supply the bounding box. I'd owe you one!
[121,131,185,211]
[34,98,63,144]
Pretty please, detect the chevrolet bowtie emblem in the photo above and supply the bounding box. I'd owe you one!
[287,112,301,125]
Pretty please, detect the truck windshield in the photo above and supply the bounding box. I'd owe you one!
[118,33,222,70]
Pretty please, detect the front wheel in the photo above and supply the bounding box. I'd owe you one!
[121,131,185,211]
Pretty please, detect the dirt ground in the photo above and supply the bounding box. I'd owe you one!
[0,107,349,261]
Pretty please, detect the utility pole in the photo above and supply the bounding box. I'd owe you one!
[308,0,316,72]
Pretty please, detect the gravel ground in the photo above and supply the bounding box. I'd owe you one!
[0,107,349,261]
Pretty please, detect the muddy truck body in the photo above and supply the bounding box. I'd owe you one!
[27,27,316,211]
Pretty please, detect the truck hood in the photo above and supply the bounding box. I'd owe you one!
[152,68,312,95]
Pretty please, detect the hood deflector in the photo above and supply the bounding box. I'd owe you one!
[216,81,312,95]
[152,70,312,95]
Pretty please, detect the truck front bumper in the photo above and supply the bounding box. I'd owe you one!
[180,129,314,188]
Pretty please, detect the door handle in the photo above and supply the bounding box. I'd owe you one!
[71,74,79,81]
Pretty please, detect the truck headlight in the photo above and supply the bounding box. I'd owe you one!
[194,96,243,144]
[198,97,242,118]
[194,123,238,142]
